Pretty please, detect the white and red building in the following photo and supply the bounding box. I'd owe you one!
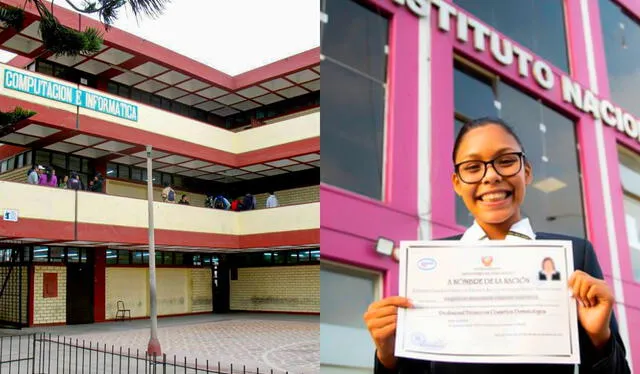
[0,0,320,327]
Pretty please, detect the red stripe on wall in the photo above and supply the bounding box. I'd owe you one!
[239,229,320,248]
[0,218,75,241]
[74,223,317,249]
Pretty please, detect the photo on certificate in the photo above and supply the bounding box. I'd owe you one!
[395,240,580,365]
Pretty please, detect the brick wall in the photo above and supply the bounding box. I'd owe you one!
[105,267,148,319]
[230,265,319,313]
[106,179,207,207]
[0,166,31,183]
[0,266,28,324]
[33,266,66,325]
[105,267,212,319]
[156,268,189,315]
[191,268,212,313]
[253,185,319,209]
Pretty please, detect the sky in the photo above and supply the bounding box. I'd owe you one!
[1,0,319,75]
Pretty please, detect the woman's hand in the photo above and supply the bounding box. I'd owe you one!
[568,270,614,349]
[363,296,413,369]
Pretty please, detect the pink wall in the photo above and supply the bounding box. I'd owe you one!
[320,0,421,295]
[587,0,640,368]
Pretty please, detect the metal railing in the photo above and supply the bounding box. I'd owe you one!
[0,333,292,374]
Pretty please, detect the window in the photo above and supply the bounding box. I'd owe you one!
[454,61,585,238]
[35,151,50,166]
[455,0,569,72]
[131,167,142,181]
[51,153,66,169]
[618,145,640,282]
[118,165,130,179]
[599,0,640,118]
[321,0,389,200]
[320,262,381,371]
[106,163,117,178]
[33,246,49,262]
[68,156,81,172]
[106,249,118,264]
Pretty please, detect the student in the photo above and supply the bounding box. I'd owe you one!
[266,192,279,208]
[161,182,176,203]
[364,117,631,373]
[178,194,190,205]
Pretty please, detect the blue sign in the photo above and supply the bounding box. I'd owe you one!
[3,69,138,122]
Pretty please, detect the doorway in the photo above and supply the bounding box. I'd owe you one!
[66,253,94,324]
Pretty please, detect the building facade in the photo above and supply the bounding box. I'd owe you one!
[321,0,640,372]
[0,1,320,326]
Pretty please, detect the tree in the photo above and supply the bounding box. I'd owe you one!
[0,0,169,127]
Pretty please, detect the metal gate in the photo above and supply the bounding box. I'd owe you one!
[0,248,29,328]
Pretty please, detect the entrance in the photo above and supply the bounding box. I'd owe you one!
[66,255,94,324]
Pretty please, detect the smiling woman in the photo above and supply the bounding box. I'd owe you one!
[454,60,585,238]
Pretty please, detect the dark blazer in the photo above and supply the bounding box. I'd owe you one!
[539,270,561,281]
[374,232,631,374]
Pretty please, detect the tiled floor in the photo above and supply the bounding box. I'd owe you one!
[1,313,319,374]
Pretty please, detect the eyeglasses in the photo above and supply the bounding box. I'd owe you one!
[454,152,525,184]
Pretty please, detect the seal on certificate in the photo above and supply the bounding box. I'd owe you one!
[417,257,438,271]
[410,331,447,350]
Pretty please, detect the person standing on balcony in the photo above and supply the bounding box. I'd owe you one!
[178,194,190,205]
[27,165,41,185]
[90,173,104,193]
[162,182,176,203]
[38,166,50,186]
[67,172,82,191]
[48,169,58,187]
[266,192,279,208]
[59,175,69,189]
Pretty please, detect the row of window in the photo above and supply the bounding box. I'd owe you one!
[232,249,321,267]
[0,247,90,263]
[0,151,31,174]
[106,162,183,188]
[321,0,640,202]
[0,247,321,268]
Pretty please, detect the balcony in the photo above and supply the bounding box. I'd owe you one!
[0,63,319,164]
[0,180,319,251]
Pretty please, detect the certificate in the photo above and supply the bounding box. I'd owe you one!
[395,240,580,364]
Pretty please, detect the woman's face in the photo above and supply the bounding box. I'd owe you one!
[543,259,555,273]
[452,124,532,228]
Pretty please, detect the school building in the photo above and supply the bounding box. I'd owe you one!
[0,1,319,327]
[321,0,640,372]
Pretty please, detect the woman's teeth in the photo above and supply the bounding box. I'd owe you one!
[481,192,508,202]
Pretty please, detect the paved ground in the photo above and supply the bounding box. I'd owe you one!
[0,313,319,374]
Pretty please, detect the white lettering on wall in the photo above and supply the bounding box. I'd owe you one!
[390,0,640,144]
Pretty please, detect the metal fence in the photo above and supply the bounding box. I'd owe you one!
[0,333,291,374]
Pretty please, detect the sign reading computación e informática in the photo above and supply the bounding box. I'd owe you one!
[3,69,138,122]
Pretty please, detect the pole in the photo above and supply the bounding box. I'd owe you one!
[146,145,162,356]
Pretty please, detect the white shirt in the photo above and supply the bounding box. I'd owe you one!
[266,194,278,208]
[460,218,536,242]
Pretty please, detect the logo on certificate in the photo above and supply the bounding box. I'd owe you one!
[481,256,493,267]
[417,257,438,271]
